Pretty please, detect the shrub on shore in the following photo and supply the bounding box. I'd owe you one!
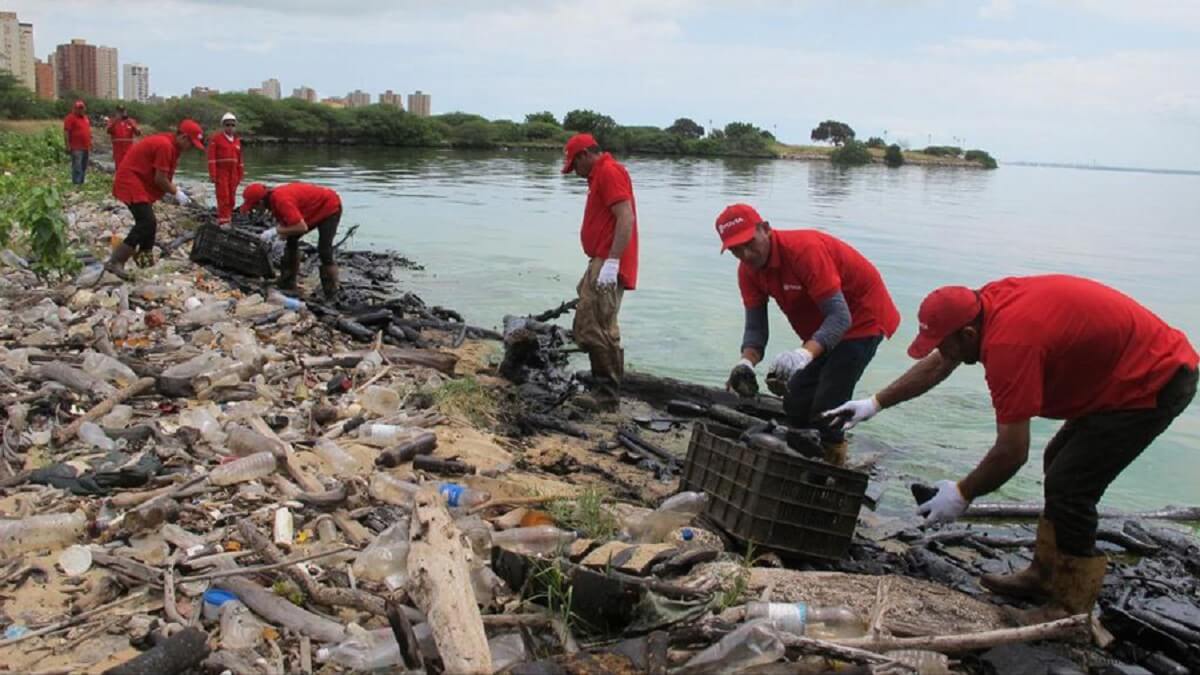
[830,139,873,167]
[884,144,904,167]
[965,149,998,169]
[866,136,886,149]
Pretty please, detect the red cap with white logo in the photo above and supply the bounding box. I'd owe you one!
[907,286,981,359]
[714,203,763,251]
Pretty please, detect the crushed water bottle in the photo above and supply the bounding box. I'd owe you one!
[745,602,866,639]
[78,422,116,451]
[491,526,577,556]
[356,423,423,447]
[352,522,409,590]
[359,385,400,417]
[313,439,361,475]
[682,619,786,673]
[369,473,420,506]
[439,482,491,509]
[623,491,709,543]
[209,452,277,486]
[0,511,87,554]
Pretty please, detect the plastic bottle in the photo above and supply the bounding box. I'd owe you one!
[438,482,491,509]
[491,526,577,556]
[313,439,361,476]
[356,423,423,448]
[354,351,383,376]
[209,452,277,486]
[624,491,710,543]
[368,473,420,506]
[454,515,494,558]
[682,619,786,672]
[83,351,138,386]
[352,522,410,590]
[376,431,438,468]
[162,352,231,380]
[178,406,227,445]
[74,263,103,287]
[100,404,134,428]
[359,385,400,417]
[316,624,421,671]
[745,602,866,639]
[179,300,232,327]
[219,600,267,650]
[0,511,87,554]
[78,422,116,451]
[267,290,305,311]
[225,425,281,457]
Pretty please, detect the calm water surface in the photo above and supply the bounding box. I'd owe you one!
[179,147,1200,511]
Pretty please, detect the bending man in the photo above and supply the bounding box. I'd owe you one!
[717,204,899,465]
[239,182,342,301]
[827,275,1197,619]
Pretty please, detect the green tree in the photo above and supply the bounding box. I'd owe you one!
[666,117,704,139]
[522,121,562,140]
[884,144,904,167]
[865,136,886,149]
[490,119,525,144]
[811,120,856,146]
[830,139,872,167]
[450,119,497,148]
[524,111,559,126]
[562,109,616,135]
[965,149,998,169]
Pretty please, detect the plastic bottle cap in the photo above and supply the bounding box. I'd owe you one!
[680,528,694,541]
[203,588,238,607]
[439,483,464,507]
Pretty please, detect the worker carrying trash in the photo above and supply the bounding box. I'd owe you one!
[240,181,342,301]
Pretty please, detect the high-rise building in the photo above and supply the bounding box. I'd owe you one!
[379,90,404,110]
[0,13,35,91]
[56,39,98,98]
[123,63,149,102]
[407,90,431,117]
[34,58,53,99]
[190,86,218,98]
[320,96,346,108]
[291,85,317,103]
[346,89,370,108]
[247,87,263,96]
[95,45,118,99]
[262,78,281,100]
[17,22,34,91]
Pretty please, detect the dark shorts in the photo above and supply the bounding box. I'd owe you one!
[122,202,157,252]
[783,334,883,444]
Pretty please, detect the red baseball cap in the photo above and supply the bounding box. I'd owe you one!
[177,119,205,150]
[715,203,763,251]
[239,183,269,213]
[73,99,85,109]
[907,286,982,359]
[561,133,597,173]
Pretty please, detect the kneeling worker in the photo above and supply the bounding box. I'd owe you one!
[826,274,1197,620]
[239,182,342,300]
[716,204,900,466]
[106,119,205,278]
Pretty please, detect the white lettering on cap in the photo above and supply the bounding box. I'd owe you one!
[717,217,745,235]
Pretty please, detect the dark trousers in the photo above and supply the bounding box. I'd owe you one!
[283,209,340,265]
[783,335,883,444]
[70,150,89,185]
[122,202,157,252]
[1043,366,1197,555]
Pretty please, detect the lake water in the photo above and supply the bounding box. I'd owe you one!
[179,147,1200,512]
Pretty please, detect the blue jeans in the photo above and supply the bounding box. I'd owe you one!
[783,335,883,444]
[70,150,89,185]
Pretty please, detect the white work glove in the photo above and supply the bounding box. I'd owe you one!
[174,188,190,206]
[596,258,620,288]
[916,480,970,524]
[259,228,279,244]
[823,395,881,431]
[767,347,814,382]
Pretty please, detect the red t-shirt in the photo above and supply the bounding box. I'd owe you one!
[112,133,179,204]
[580,153,639,290]
[106,118,139,144]
[63,113,92,151]
[739,229,900,342]
[980,275,1198,424]
[267,183,341,230]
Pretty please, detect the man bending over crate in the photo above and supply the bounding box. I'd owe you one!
[825,275,1197,622]
[715,203,900,467]
[239,182,342,301]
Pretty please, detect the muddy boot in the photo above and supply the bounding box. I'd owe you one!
[104,242,135,281]
[1006,550,1107,625]
[821,440,849,467]
[981,516,1056,601]
[277,246,300,291]
[574,351,620,413]
[320,263,340,302]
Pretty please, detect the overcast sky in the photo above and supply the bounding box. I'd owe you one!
[11,0,1200,169]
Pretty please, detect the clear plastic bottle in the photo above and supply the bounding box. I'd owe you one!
[352,522,410,590]
[624,491,710,543]
[658,491,709,514]
[83,351,137,385]
[267,290,305,312]
[369,473,420,506]
[162,352,231,380]
[179,300,232,327]
[490,526,577,556]
[313,439,361,476]
[745,602,866,639]
[357,423,423,448]
[219,600,268,650]
[438,483,491,509]
[354,351,383,376]
[682,619,786,673]
[209,452,277,486]
[78,422,116,451]
[316,625,403,671]
[225,425,281,457]
[359,385,400,417]
[0,511,87,554]
[454,515,494,558]
[100,404,134,428]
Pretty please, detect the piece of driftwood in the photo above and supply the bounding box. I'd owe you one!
[781,634,913,670]
[54,376,156,445]
[102,626,210,675]
[407,486,492,674]
[966,502,1200,522]
[616,370,784,418]
[835,613,1089,653]
[219,576,346,644]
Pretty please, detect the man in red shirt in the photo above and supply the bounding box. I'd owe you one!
[561,133,639,412]
[104,119,205,279]
[827,275,1198,619]
[63,100,92,185]
[239,182,342,300]
[716,204,900,466]
[207,112,244,226]
[105,105,141,169]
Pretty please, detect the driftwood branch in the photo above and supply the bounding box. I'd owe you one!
[966,502,1200,522]
[835,613,1089,653]
[218,576,346,644]
[55,377,156,445]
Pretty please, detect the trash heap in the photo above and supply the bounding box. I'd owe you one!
[0,193,1197,675]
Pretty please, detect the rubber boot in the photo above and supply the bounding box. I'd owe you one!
[1006,550,1107,625]
[104,242,135,281]
[277,245,300,291]
[575,350,620,413]
[821,440,849,467]
[319,263,340,302]
[981,516,1056,601]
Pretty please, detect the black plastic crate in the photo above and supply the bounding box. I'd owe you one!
[189,224,275,278]
[681,422,868,561]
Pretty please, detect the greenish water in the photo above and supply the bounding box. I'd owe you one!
[178,147,1200,512]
